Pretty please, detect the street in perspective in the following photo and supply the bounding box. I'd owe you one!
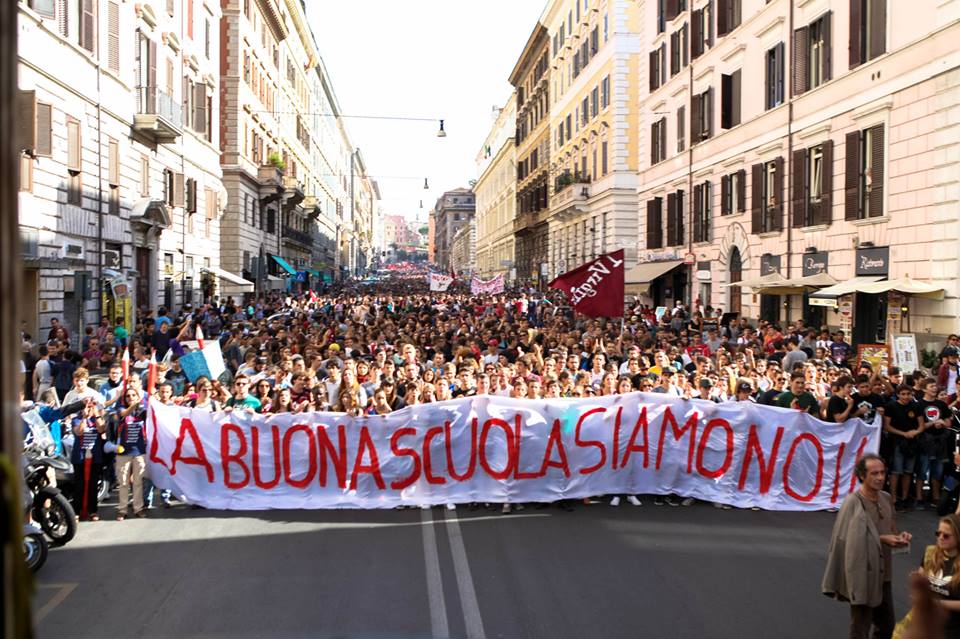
[4,0,960,638]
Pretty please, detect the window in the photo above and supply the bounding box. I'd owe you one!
[691,88,712,143]
[721,169,746,215]
[28,0,56,17]
[267,208,275,234]
[670,24,688,76]
[186,178,198,213]
[600,75,610,108]
[140,155,149,197]
[676,106,686,152]
[205,18,211,59]
[795,13,832,95]
[591,87,599,117]
[693,181,712,243]
[850,0,886,69]
[721,69,741,129]
[20,153,33,192]
[651,118,667,165]
[792,141,834,227]
[751,157,784,233]
[35,103,52,157]
[845,125,884,220]
[766,43,785,109]
[66,116,81,206]
[649,43,666,91]
[565,114,572,141]
[691,3,713,59]
[646,197,663,249]
[591,27,599,54]
[601,141,608,175]
[108,138,120,215]
[581,97,589,126]
[603,13,608,42]
[666,190,685,246]
[717,0,741,37]
[657,0,666,34]
[80,0,96,54]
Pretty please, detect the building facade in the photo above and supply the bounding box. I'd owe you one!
[17,0,225,344]
[636,0,960,345]
[450,217,477,277]
[509,24,551,284]
[474,97,517,280]
[430,188,476,270]
[543,0,644,280]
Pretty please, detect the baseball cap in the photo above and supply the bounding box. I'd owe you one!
[329,343,341,351]
[488,339,499,346]
[945,346,960,357]
[699,378,713,389]
[736,381,752,393]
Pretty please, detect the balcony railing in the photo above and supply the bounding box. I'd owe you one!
[554,170,591,192]
[133,86,182,142]
[282,226,312,247]
[552,171,591,219]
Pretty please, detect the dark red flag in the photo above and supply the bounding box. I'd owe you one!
[549,250,625,317]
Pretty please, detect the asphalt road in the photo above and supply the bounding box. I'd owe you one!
[33,496,940,639]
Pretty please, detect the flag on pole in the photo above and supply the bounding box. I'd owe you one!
[196,325,205,350]
[146,350,158,396]
[548,249,626,317]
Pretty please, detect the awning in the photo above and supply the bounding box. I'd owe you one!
[306,268,321,277]
[755,272,840,295]
[810,276,884,298]
[624,260,684,294]
[858,276,946,300]
[729,272,790,291]
[265,275,285,290]
[270,254,297,276]
[202,267,254,294]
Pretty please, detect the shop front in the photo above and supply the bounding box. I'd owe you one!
[758,254,782,323]
[624,256,685,307]
[800,250,830,329]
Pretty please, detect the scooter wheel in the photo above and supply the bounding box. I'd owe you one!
[23,532,48,572]
[33,488,77,546]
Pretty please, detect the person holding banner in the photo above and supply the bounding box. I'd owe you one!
[185,377,221,412]
[112,387,148,520]
[225,374,261,413]
[69,401,107,521]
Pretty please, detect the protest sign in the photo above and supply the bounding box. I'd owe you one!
[178,343,228,382]
[470,274,505,295]
[146,392,879,511]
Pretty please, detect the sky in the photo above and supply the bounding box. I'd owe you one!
[306,0,546,228]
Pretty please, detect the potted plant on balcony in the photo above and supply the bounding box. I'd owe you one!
[267,152,286,172]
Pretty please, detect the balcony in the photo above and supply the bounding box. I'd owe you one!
[282,226,312,247]
[282,176,305,211]
[551,171,591,220]
[512,211,539,235]
[258,165,284,186]
[133,86,182,142]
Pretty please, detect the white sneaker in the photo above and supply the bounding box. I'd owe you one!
[680,497,695,507]
[610,496,621,507]
[627,496,642,506]
[446,503,456,511]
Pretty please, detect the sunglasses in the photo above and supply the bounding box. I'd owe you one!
[937,531,954,539]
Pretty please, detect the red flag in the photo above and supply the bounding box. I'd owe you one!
[549,249,625,317]
[146,350,158,396]
[196,325,205,351]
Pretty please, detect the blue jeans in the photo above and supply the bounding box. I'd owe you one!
[142,477,171,507]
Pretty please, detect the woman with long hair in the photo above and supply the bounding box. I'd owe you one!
[270,387,296,414]
[908,514,960,637]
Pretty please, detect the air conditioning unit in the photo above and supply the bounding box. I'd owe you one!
[60,241,85,262]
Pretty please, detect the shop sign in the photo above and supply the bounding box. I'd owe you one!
[760,254,781,276]
[696,261,712,281]
[855,246,889,276]
[802,252,829,277]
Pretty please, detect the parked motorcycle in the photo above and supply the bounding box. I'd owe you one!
[22,408,77,546]
[22,521,48,573]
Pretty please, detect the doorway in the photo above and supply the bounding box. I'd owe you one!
[729,248,742,316]
[760,295,781,324]
[136,247,151,312]
[854,292,887,345]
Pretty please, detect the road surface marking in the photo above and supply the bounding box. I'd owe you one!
[420,508,450,639]
[444,509,487,639]
[35,582,77,623]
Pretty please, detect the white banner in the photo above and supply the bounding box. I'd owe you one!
[471,273,505,295]
[428,273,453,291]
[145,393,880,511]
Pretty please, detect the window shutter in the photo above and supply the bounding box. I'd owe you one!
[187,0,194,39]
[36,103,52,156]
[649,50,658,91]
[704,87,713,139]
[671,31,680,75]
[750,163,763,233]
[107,2,120,73]
[148,40,158,91]
[666,0,680,21]
[721,73,732,129]
[140,155,149,197]
[194,83,207,136]
[793,27,809,97]
[717,0,728,36]
[167,0,175,15]
[721,174,730,215]
[659,117,667,161]
[56,0,68,37]
[821,12,832,82]
[646,199,661,249]
[737,169,746,212]
[731,70,741,126]
[80,0,95,53]
[818,139,834,225]
[848,0,861,69]
[650,122,658,164]
[844,131,860,220]
[791,148,807,228]
[692,9,703,58]
[691,94,701,144]
[66,118,81,172]
[206,188,217,220]
[173,172,185,208]
[772,156,784,231]
[707,0,715,47]
[869,0,886,60]
[667,192,678,246]
[704,182,712,241]
[189,179,198,213]
[693,184,703,242]
[869,124,884,217]
[660,43,667,85]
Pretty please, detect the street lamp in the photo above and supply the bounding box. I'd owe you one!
[423,178,430,190]
[437,120,447,138]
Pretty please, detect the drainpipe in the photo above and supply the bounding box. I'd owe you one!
[786,0,796,324]
[95,21,104,334]
[687,42,694,310]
